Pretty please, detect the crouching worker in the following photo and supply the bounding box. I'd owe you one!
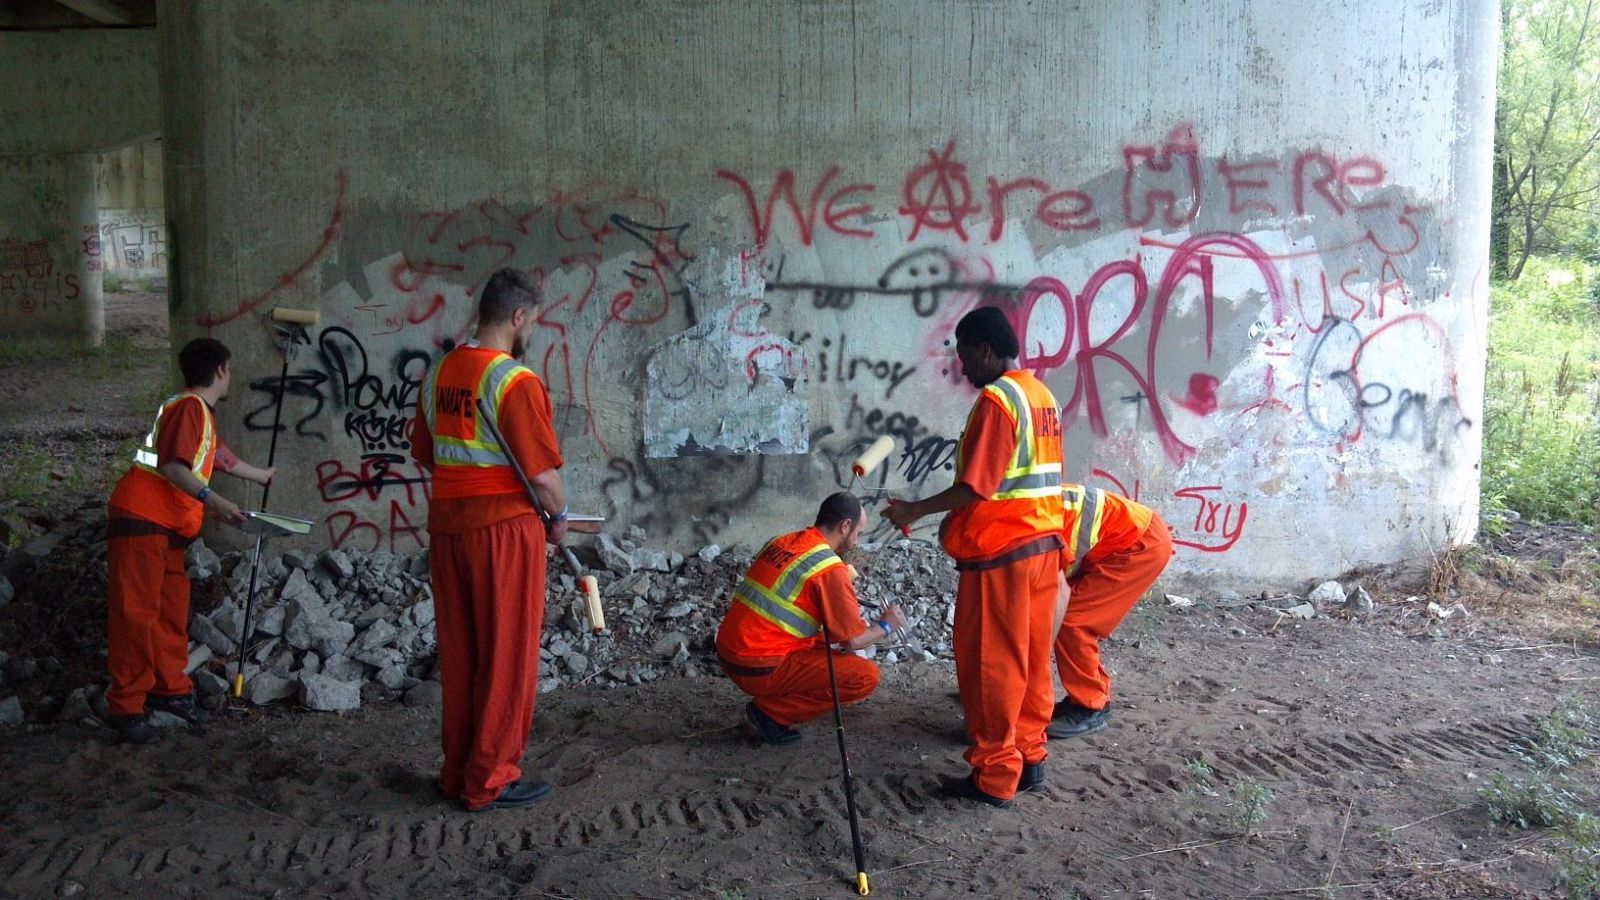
[1047,485,1174,740]
[716,493,906,745]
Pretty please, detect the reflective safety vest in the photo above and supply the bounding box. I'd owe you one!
[1060,484,1156,576]
[419,346,537,500]
[107,391,219,538]
[942,371,1066,561]
[717,528,846,661]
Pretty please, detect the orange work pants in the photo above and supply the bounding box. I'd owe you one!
[724,646,880,727]
[430,514,547,810]
[954,549,1059,800]
[1055,515,1173,710]
[106,532,194,717]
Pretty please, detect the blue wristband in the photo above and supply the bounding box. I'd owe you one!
[552,503,569,522]
[877,618,893,635]
[196,486,211,503]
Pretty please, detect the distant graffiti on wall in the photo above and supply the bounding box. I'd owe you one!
[0,237,80,315]
[98,209,167,277]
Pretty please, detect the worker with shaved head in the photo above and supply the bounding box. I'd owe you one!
[716,492,906,745]
[411,268,568,811]
[885,307,1065,807]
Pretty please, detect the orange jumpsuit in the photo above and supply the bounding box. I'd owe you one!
[105,391,237,717]
[942,371,1065,800]
[716,527,878,726]
[411,344,563,811]
[1056,487,1174,710]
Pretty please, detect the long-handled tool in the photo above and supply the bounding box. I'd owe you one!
[822,619,870,896]
[474,398,604,631]
[232,306,318,698]
[848,435,910,537]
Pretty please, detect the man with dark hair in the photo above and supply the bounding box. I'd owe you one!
[411,267,567,811]
[105,338,275,743]
[716,492,906,745]
[885,306,1065,807]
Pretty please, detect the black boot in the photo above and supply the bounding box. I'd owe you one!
[148,693,208,726]
[1046,700,1110,740]
[109,713,161,745]
[1018,762,1046,793]
[938,772,1012,808]
[473,779,553,810]
[745,702,801,746]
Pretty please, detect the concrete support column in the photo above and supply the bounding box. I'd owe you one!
[0,153,103,345]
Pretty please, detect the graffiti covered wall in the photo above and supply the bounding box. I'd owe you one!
[160,0,1497,586]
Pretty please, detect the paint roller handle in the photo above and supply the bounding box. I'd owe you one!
[883,498,914,536]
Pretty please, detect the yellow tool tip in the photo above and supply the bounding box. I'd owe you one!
[856,872,870,895]
[231,674,244,698]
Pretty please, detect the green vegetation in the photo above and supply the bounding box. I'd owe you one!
[1479,696,1600,898]
[1481,257,1600,530]
[0,333,150,381]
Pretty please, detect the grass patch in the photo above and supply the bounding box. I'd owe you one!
[1482,256,1600,530]
[1479,695,1600,898]
[0,334,150,381]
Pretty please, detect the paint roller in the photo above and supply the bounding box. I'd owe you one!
[270,306,320,325]
[848,435,910,536]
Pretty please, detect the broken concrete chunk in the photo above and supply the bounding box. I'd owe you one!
[0,696,23,726]
[299,651,322,677]
[697,544,722,564]
[188,615,236,656]
[186,644,213,675]
[650,631,689,658]
[193,670,229,697]
[376,665,409,691]
[563,653,589,677]
[410,599,435,629]
[1308,581,1347,607]
[661,602,694,619]
[301,673,361,712]
[244,672,296,705]
[186,540,222,579]
[318,549,355,581]
[1285,603,1317,620]
[146,710,188,729]
[354,603,393,629]
[282,549,314,571]
[210,604,246,643]
[256,604,286,636]
[1165,594,1195,609]
[320,654,366,682]
[632,547,671,572]
[355,619,401,652]
[58,688,93,723]
[1347,586,1375,613]
[596,533,635,576]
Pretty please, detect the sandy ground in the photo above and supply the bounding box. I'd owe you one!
[2,606,1595,899]
[2,292,1597,899]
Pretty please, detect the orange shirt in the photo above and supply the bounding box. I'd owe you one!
[941,370,1066,562]
[410,347,563,535]
[1062,488,1156,571]
[716,528,869,667]
[108,394,230,537]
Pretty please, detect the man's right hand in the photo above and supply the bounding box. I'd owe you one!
[882,605,908,635]
[206,492,246,525]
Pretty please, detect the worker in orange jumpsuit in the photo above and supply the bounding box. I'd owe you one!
[105,338,274,744]
[716,493,906,745]
[1046,485,1173,740]
[885,306,1065,807]
[410,268,568,811]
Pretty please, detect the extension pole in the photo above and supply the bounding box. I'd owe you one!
[822,621,870,895]
[230,349,290,698]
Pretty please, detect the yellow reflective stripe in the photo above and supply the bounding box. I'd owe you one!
[1065,487,1105,577]
[131,392,212,482]
[430,355,535,469]
[732,541,842,639]
[420,364,440,432]
[733,580,820,638]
